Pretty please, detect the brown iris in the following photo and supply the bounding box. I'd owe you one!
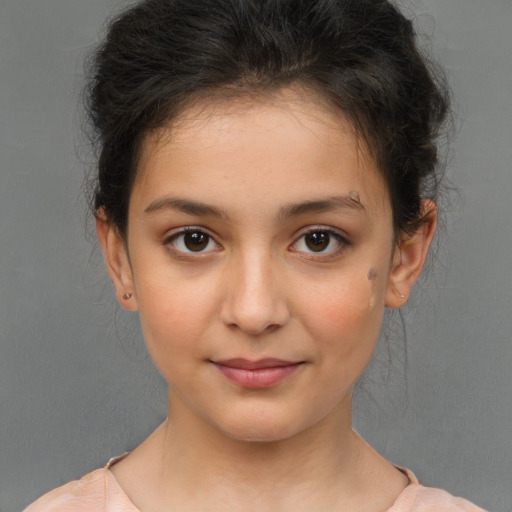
[305,231,330,252]
[184,231,209,251]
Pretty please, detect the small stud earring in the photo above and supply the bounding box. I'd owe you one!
[123,292,133,300]
[400,293,405,299]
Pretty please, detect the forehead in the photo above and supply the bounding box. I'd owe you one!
[133,88,391,218]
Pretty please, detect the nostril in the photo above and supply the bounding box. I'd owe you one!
[225,320,281,336]
[265,324,281,335]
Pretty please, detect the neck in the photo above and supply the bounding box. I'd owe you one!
[158,391,358,492]
[111,390,408,511]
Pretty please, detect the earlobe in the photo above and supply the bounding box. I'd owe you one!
[385,200,437,308]
[95,209,138,311]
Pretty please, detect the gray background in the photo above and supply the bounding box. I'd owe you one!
[0,1,510,511]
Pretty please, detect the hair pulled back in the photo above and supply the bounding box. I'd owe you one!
[87,0,449,237]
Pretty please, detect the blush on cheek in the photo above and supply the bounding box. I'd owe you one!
[137,295,207,368]
[141,306,204,384]
[149,300,206,340]
[310,287,373,334]
[304,272,384,351]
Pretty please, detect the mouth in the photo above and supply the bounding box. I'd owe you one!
[211,358,305,389]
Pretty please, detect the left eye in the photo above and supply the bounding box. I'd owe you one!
[167,230,219,254]
[291,229,347,255]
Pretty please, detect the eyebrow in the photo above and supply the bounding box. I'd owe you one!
[278,195,365,220]
[144,195,365,219]
[144,197,227,218]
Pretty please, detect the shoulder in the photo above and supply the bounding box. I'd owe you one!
[23,468,139,512]
[389,483,488,512]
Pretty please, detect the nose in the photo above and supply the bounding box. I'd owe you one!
[220,249,290,336]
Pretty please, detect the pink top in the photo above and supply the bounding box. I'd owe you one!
[25,458,487,512]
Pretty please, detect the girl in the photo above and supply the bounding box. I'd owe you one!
[26,0,487,510]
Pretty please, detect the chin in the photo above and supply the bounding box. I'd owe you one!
[232,426,291,443]
[211,408,311,444]
[224,426,297,444]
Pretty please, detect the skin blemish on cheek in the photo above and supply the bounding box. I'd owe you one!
[367,268,377,281]
[367,267,378,308]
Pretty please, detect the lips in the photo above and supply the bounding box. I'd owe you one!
[212,358,304,388]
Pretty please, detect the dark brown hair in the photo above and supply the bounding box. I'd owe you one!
[87,0,449,237]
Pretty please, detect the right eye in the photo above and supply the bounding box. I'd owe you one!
[289,226,349,260]
[166,229,220,254]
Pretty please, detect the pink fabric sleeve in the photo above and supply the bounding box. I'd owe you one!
[23,469,140,512]
[388,483,488,512]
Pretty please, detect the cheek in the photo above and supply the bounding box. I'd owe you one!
[134,271,221,371]
[306,270,383,327]
[297,268,387,362]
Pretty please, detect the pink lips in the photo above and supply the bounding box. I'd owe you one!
[212,358,303,389]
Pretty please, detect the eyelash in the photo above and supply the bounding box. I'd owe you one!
[163,226,350,260]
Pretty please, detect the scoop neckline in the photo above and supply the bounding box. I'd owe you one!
[104,454,420,511]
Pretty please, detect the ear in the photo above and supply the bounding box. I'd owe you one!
[385,200,437,308]
[95,209,138,311]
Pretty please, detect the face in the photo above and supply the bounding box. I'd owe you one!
[99,89,432,443]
